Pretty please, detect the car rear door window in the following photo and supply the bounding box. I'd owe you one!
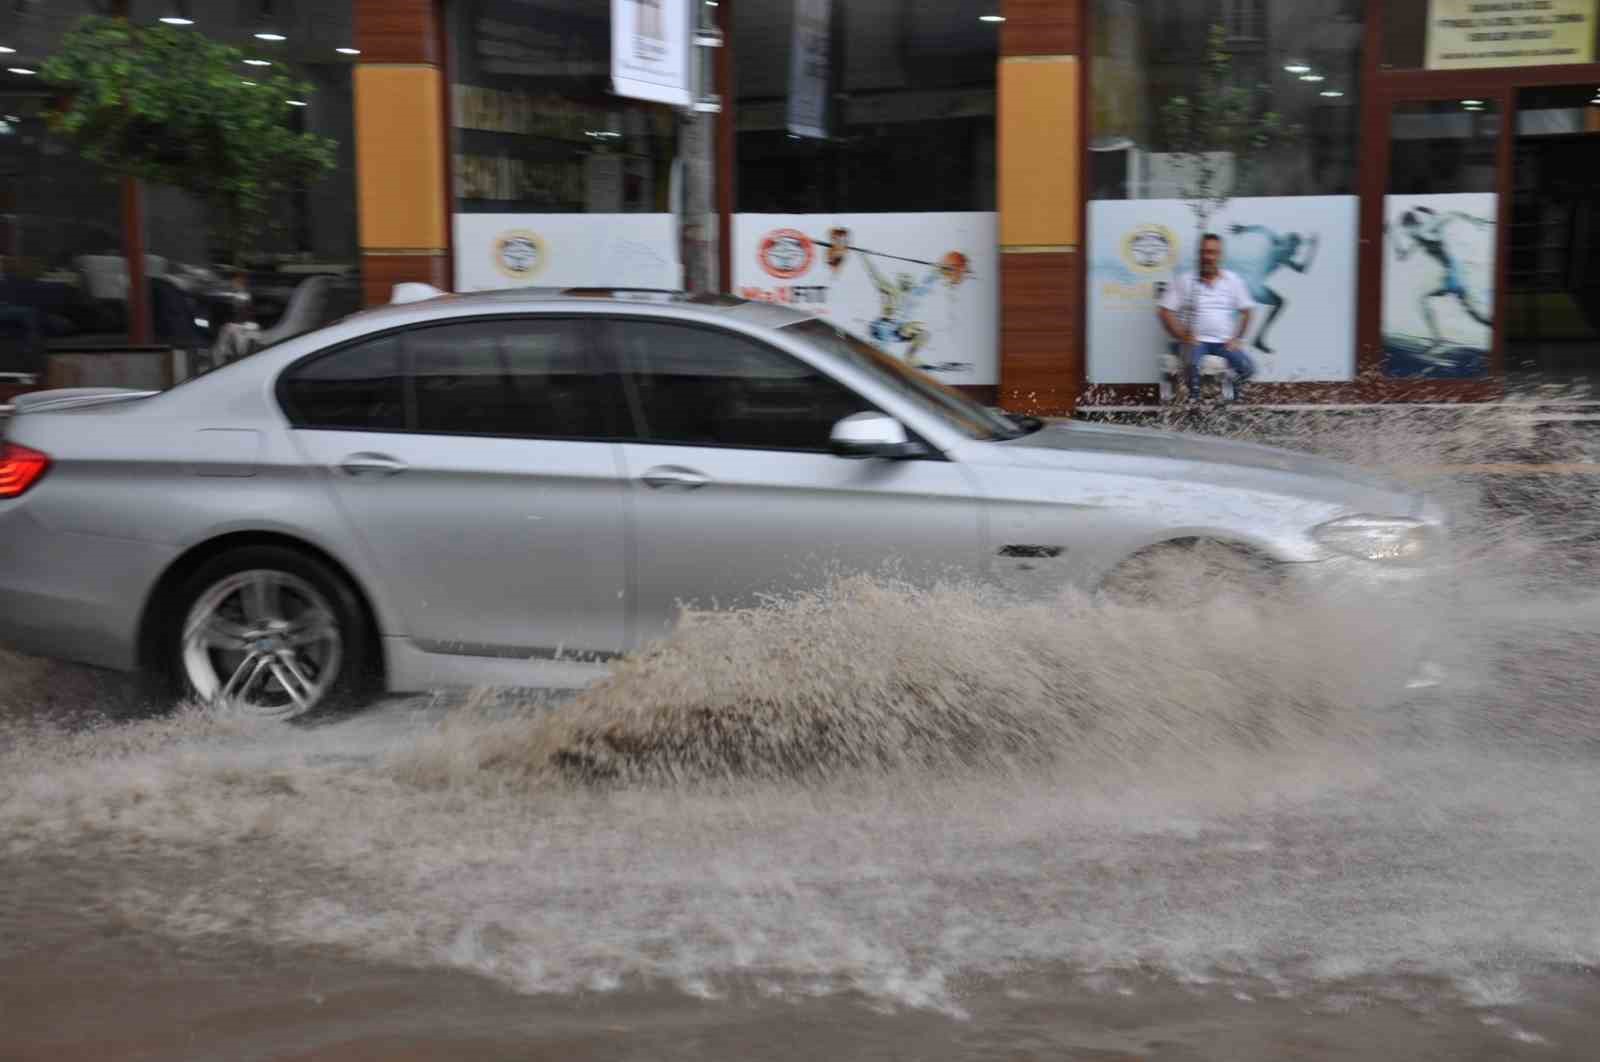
[280,317,623,439]
[605,319,874,451]
[279,334,405,431]
[406,319,618,439]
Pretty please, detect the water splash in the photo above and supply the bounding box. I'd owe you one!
[4,397,1600,1026]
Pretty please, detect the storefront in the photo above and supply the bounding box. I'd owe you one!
[1081,0,1600,407]
[11,2,1594,414]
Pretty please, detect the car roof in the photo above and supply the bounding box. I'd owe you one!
[339,287,816,333]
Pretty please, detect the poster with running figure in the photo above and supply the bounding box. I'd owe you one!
[1382,193,1496,378]
[1086,196,1358,384]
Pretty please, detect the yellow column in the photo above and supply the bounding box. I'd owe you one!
[353,0,451,305]
[997,2,1084,415]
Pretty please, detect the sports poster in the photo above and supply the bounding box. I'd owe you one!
[1382,193,1497,378]
[1086,196,1359,384]
[732,213,999,386]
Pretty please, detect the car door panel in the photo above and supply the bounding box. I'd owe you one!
[280,316,630,659]
[600,317,987,647]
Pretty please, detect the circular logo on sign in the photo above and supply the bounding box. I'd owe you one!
[1123,224,1178,273]
[494,230,546,280]
[758,228,815,279]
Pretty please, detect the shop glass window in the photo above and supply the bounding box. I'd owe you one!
[1084,0,1368,387]
[446,0,677,215]
[0,1,361,376]
[733,0,998,213]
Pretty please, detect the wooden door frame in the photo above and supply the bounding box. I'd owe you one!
[1360,56,1600,399]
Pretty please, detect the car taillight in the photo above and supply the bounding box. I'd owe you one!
[0,441,50,498]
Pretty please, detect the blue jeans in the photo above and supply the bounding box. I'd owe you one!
[1188,341,1255,395]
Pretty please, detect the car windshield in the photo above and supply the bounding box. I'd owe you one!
[783,317,1027,441]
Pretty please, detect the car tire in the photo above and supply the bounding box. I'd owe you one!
[159,545,373,720]
[1097,538,1282,607]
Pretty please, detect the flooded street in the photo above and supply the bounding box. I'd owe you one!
[6,403,1600,1060]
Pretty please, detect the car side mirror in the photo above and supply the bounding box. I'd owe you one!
[829,412,928,459]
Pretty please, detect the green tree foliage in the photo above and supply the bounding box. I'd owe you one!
[1160,24,1299,240]
[42,16,336,264]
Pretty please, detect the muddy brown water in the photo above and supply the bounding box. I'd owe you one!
[5,402,1600,1060]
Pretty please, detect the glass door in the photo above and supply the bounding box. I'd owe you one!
[1507,85,1600,387]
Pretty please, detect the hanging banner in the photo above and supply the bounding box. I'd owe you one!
[787,0,832,139]
[455,214,680,292]
[1086,196,1359,384]
[733,213,999,386]
[611,0,692,107]
[1426,0,1596,69]
[1382,193,1497,378]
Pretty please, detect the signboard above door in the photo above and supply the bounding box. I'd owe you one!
[1426,0,1597,69]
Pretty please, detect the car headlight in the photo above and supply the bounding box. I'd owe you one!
[1312,515,1437,563]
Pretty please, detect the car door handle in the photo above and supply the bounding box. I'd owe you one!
[640,465,709,490]
[338,452,408,477]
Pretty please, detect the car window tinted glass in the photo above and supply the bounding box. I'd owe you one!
[610,320,876,451]
[783,317,1018,441]
[407,319,617,438]
[280,334,405,431]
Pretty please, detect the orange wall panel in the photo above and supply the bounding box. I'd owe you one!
[355,65,448,254]
[998,57,1080,249]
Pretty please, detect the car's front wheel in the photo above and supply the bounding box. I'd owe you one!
[165,546,371,719]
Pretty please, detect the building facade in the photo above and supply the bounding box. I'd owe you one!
[3,2,1598,413]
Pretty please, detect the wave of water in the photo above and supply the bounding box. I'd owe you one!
[4,401,1600,1029]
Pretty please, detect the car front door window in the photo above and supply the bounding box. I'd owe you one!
[607,319,877,451]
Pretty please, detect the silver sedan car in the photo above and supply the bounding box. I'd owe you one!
[0,288,1446,717]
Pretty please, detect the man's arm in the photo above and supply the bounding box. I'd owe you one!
[1156,277,1190,343]
[1229,307,1253,348]
[1158,305,1191,343]
[1227,276,1254,349]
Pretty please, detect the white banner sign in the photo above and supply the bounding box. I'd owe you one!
[1382,192,1496,378]
[787,0,832,139]
[1086,196,1359,384]
[454,214,680,292]
[611,0,692,107]
[732,213,998,386]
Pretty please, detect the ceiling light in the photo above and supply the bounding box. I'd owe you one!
[159,16,195,25]
[0,47,14,55]
[1461,98,1484,105]
[255,32,287,42]
[980,14,1006,22]
[244,58,272,66]
[160,1,194,25]
[1320,89,1344,97]
[1284,62,1311,74]
[336,47,361,55]
[1300,73,1325,82]
[240,79,257,86]
[7,67,35,76]
[286,99,307,107]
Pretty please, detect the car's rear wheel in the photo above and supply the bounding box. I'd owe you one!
[166,546,371,719]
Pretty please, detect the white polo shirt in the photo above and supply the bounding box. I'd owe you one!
[1158,269,1256,344]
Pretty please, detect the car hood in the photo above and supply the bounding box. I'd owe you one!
[994,421,1423,516]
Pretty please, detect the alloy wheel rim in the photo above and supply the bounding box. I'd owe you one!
[181,569,342,716]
